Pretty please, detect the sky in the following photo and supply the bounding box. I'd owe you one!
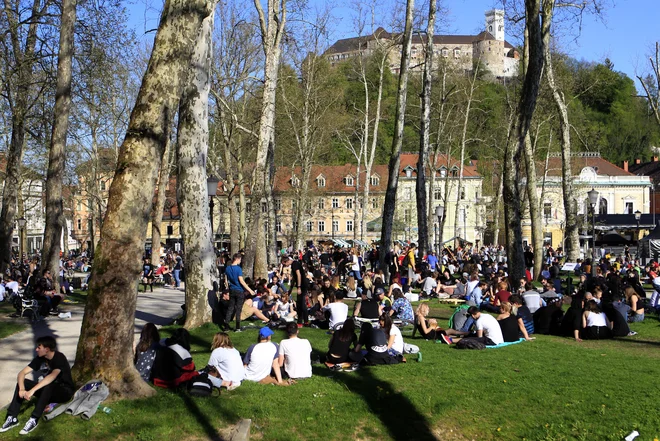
[125,0,659,88]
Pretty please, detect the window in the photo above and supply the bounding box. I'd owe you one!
[346,198,353,209]
[276,221,282,233]
[451,168,458,178]
[405,188,413,199]
[345,176,354,186]
[317,177,326,187]
[262,202,268,213]
[292,201,297,212]
[346,220,354,232]
[318,199,325,209]
[167,225,173,235]
[274,199,281,211]
[371,198,378,209]
[404,209,411,223]
[291,176,300,187]
[100,181,106,191]
[442,49,448,57]
[77,219,81,230]
[318,221,325,232]
[333,220,339,232]
[454,49,460,58]
[332,198,339,209]
[76,200,82,211]
[434,189,442,200]
[543,202,552,220]
[405,168,413,178]
[460,189,465,200]
[306,221,313,232]
[625,202,633,214]
[293,221,298,231]
[440,168,447,178]
[246,202,251,213]
[599,198,608,215]
[370,175,379,186]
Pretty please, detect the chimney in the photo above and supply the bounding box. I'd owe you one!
[654,156,659,162]
[635,159,641,165]
[623,161,628,172]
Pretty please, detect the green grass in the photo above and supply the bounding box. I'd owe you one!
[0,301,27,338]
[3,303,660,441]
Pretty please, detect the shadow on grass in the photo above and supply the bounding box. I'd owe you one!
[180,390,241,441]
[339,367,439,441]
[613,337,660,347]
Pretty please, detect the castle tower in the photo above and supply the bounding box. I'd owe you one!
[485,9,505,41]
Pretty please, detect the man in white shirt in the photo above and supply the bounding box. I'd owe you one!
[466,306,503,346]
[278,323,312,379]
[521,281,545,313]
[243,327,285,384]
[322,292,349,329]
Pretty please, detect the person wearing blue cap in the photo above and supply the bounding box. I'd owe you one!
[243,327,287,385]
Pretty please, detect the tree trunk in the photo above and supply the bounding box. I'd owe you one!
[243,0,286,278]
[379,0,414,269]
[492,164,504,246]
[42,0,77,286]
[151,139,171,265]
[267,133,277,264]
[177,7,217,329]
[542,0,579,261]
[415,0,435,257]
[523,133,543,278]
[503,0,544,288]
[73,0,213,398]
[0,0,42,272]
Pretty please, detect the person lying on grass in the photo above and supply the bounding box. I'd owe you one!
[243,327,293,385]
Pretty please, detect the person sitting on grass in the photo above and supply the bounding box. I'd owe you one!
[319,291,349,330]
[458,306,504,346]
[353,322,402,365]
[353,288,381,320]
[208,332,244,390]
[275,292,297,322]
[604,295,633,337]
[389,288,414,323]
[509,294,534,338]
[326,318,358,367]
[624,286,645,323]
[278,323,312,379]
[381,313,415,357]
[243,327,291,385]
[151,328,198,388]
[533,297,564,335]
[497,302,532,342]
[1,336,75,435]
[581,300,612,340]
[414,303,462,344]
[134,322,160,382]
[420,270,439,298]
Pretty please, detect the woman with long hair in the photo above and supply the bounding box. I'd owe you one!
[624,286,645,323]
[208,332,244,389]
[326,318,358,365]
[581,300,613,340]
[134,323,160,381]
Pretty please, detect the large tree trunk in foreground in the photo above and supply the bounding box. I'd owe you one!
[504,0,544,288]
[42,0,77,287]
[542,0,579,261]
[178,8,217,328]
[522,133,543,279]
[243,0,286,278]
[379,0,414,269]
[415,0,435,257]
[73,0,213,399]
[0,0,42,272]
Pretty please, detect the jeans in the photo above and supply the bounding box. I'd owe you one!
[225,289,245,330]
[7,379,73,419]
[296,288,308,324]
[173,269,181,287]
[350,270,362,281]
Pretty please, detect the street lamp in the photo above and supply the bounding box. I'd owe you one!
[587,188,599,277]
[286,224,291,249]
[207,175,220,248]
[634,209,642,260]
[435,205,444,254]
[17,216,26,260]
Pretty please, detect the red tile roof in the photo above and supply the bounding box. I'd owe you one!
[540,155,634,177]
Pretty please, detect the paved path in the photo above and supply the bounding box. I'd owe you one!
[0,286,185,407]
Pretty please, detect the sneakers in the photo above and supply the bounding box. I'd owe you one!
[440,334,453,345]
[343,363,359,372]
[0,416,18,432]
[233,329,242,333]
[226,382,240,391]
[628,331,638,336]
[19,417,38,435]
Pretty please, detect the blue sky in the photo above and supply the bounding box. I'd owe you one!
[125,0,658,86]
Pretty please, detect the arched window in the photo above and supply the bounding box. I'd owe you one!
[599,198,608,214]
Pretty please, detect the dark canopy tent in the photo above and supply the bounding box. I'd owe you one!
[595,229,630,246]
[640,223,660,259]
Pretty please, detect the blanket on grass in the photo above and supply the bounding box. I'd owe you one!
[486,338,526,349]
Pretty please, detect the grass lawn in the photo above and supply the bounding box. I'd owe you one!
[3,303,660,441]
[0,301,27,338]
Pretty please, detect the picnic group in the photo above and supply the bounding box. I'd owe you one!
[1,242,657,435]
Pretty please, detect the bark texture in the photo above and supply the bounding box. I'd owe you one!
[151,139,171,265]
[243,0,286,278]
[177,8,217,328]
[42,0,77,283]
[415,0,436,257]
[72,0,213,398]
[379,0,414,268]
[542,0,579,261]
[503,0,544,287]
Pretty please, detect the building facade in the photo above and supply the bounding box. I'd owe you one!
[324,9,519,78]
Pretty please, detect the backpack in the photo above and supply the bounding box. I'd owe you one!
[455,338,486,350]
[448,304,470,329]
[402,254,410,269]
[187,373,217,397]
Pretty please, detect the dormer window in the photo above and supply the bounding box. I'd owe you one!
[403,165,415,178]
[344,176,354,186]
[291,176,300,187]
[439,167,447,178]
[317,176,326,187]
[370,175,379,186]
